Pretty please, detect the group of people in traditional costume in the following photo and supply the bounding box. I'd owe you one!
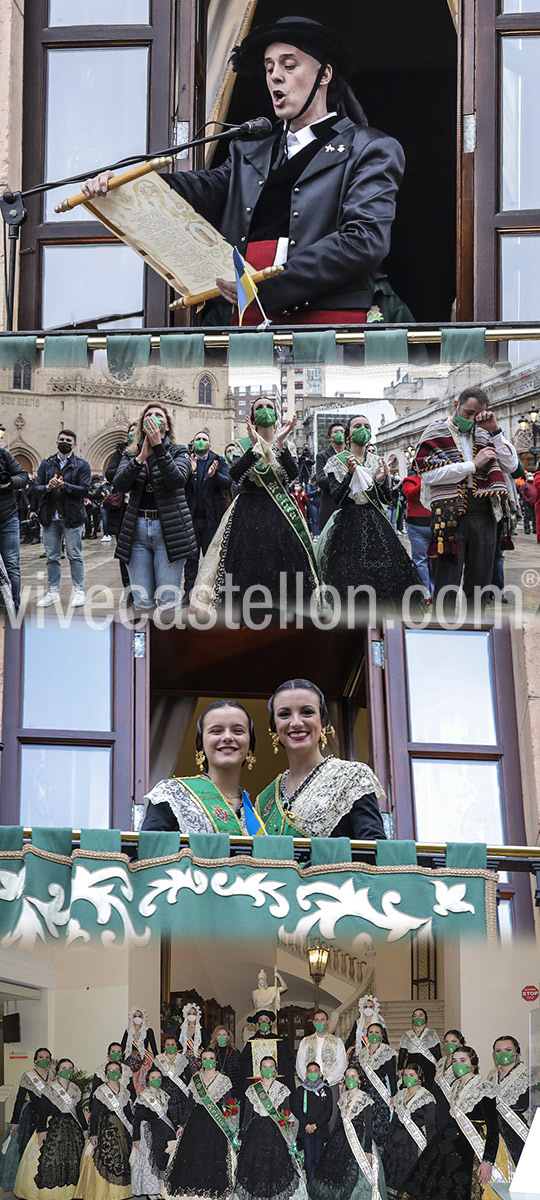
[2,992,530,1200]
[141,681,387,841]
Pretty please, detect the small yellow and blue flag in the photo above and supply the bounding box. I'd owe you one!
[242,789,266,836]
[233,246,259,326]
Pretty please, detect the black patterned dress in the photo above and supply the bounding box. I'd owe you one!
[309,1090,387,1200]
[14,1081,86,1200]
[75,1085,132,1200]
[398,1075,504,1200]
[163,1071,235,1200]
[357,1044,397,1157]
[235,1081,307,1200]
[384,1088,436,1199]
[487,1061,530,1166]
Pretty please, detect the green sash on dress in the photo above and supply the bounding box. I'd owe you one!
[256,777,304,837]
[251,1083,302,1170]
[177,776,244,834]
[236,437,319,580]
[191,1072,235,1145]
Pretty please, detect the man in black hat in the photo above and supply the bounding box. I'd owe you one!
[83,17,404,326]
[239,1009,295,1117]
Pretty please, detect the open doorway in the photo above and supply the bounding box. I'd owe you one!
[213,0,457,322]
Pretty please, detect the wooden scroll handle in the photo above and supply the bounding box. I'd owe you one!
[169,264,285,310]
[54,156,174,213]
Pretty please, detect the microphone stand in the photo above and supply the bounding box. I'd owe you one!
[0,120,271,332]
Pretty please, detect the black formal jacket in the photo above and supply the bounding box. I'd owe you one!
[112,440,196,564]
[164,116,404,314]
[185,450,231,527]
[291,1084,333,1142]
[315,444,339,531]
[0,448,28,523]
[34,452,91,528]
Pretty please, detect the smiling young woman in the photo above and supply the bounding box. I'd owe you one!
[256,678,387,839]
[141,700,256,834]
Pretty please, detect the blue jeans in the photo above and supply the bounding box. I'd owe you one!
[127,517,185,609]
[42,520,84,591]
[406,522,433,596]
[0,512,21,606]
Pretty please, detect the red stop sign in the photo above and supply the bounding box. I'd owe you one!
[522,985,539,1002]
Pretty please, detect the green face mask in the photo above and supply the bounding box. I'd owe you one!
[454,412,475,434]
[144,416,164,433]
[345,1077,358,1090]
[127,431,136,443]
[351,427,370,447]
[368,1033,382,1044]
[261,1067,275,1079]
[259,1022,270,1033]
[217,1036,228,1047]
[107,1071,121,1082]
[314,1022,326,1033]
[496,1051,516,1066]
[412,1017,426,1027]
[254,407,277,428]
[452,1062,472,1078]
[193,439,209,452]
[307,1071,320,1082]
[165,1045,177,1055]
[444,1042,458,1055]
[59,1069,73,1080]
[226,452,233,463]
[37,1059,51,1070]
[109,1052,122,1062]
[403,1076,419,1089]
[149,1078,161,1089]
[203,1059,216,1071]
[332,432,345,445]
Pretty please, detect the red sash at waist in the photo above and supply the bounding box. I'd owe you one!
[230,240,368,327]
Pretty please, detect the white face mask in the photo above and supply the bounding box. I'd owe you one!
[133,1016,143,1025]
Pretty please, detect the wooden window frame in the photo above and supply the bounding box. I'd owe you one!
[18,0,196,330]
[383,621,533,934]
[0,621,136,829]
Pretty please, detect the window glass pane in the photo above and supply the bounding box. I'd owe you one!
[500,235,540,368]
[49,1,149,26]
[42,244,143,328]
[501,1,540,11]
[45,47,148,220]
[497,899,513,944]
[405,630,497,745]
[20,746,111,827]
[501,37,540,211]
[23,621,112,731]
[412,760,504,842]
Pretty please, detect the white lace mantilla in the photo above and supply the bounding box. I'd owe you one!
[359,1043,397,1071]
[451,1073,497,1114]
[247,1079,290,1116]
[338,1089,374,1119]
[395,1086,435,1118]
[143,777,247,835]
[400,1029,441,1053]
[154,1052,189,1078]
[487,1061,529,1106]
[278,757,386,837]
[190,1072,232,1106]
[325,449,383,507]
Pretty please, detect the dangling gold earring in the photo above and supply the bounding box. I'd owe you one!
[195,749,206,774]
[268,728,280,755]
[245,750,256,771]
[320,725,335,750]
[320,729,327,750]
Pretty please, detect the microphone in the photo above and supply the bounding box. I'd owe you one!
[233,117,273,138]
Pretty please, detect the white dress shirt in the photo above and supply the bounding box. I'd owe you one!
[422,428,518,488]
[285,113,338,158]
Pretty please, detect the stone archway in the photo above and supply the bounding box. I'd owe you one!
[84,427,130,474]
[8,442,41,474]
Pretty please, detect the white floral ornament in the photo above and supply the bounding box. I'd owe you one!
[429,880,475,917]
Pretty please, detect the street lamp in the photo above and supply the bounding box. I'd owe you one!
[518,415,529,433]
[307,940,330,1010]
[528,404,538,425]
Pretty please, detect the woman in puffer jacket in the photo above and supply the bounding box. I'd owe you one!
[112,403,196,611]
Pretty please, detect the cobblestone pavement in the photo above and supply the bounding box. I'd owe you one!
[13,525,540,623]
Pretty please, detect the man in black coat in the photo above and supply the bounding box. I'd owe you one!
[315,421,347,531]
[83,17,404,326]
[0,446,28,607]
[34,430,91,608]
[240,1010,295,1120]
[291,1062,333,1180]
[183,430,231,602]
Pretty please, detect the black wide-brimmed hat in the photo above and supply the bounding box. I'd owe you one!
[231,16,356,81]
[248,1010,277,1024]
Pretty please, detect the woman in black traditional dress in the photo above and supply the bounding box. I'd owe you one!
[14,1057,87,1200]
[383,1064,436,1199]
[210,1025,243,1103]
[75,1060,132,1200]
[397,1009,441,1090]
[316,414,421,612]
[89,1042,134,1107]
[308,1065,386,1200]
[235,1055,306,1200]
[131,1066,176,1200]
[191,398,319,617]
[356,1023,397,1159]
[487,1035,530,1166]
[399,1046,511,1200]
[153,1035,191,1131]
[163,1046,235,1200]
[431,1028,465,1130]
[0,1048,53,1193]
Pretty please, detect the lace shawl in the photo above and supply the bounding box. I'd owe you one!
[246,1080,290,1116]
[487,1061,529,1106]
[395,1086,435,1119]
[451,1073,497,1114]
[338,1089,374,1119]
[358,1043,396,1071]
[189,1072,232,1106]
[400,1028,441,1053]
[278,756,386,837]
